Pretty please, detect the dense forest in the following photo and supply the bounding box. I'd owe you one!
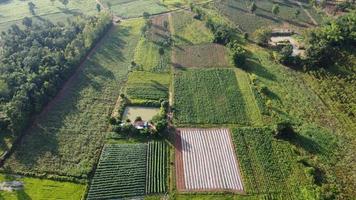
[0,12,112,135]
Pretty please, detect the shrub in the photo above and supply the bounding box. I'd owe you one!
[253,28,272,46]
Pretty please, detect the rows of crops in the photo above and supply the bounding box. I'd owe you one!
[173,68,249,125]
[87,144,147,200]
[146,141,169,194]
[231,127,312,198]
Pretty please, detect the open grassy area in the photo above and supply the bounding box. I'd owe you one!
[134,38,171,72]
[172,43,231,68]
[0,0,97,31]
[171,11,214,45]
[125,71,170,103]
[2,19,144,178]
[0,174,85,200]
[214,0,323,33]
[102,0,168,18]
[173,68,248,125]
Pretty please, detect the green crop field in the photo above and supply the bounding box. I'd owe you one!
[102,0,168,18]
[2,19,144,178]
[125,71,170,103]
[231,126,338,199]
[0,0,97,32]
[0,174,85,200]
[173,68,248,125]
[87,143,147,199]
[171,11,214,45]
[146,141,169,194]
[214,0,324,33]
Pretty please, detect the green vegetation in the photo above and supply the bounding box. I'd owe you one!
[0,12,112,158]
[171,11,213,45]
[125,71,170,104]
[173,68,248,125]
[102,0,168,18]
[134,38,171,72]
[87,144,147,199]
[0,174,85,200]
[146,141,169,194]
[0,0,97,31]
[214,0,323,33]
[2,19,144,178]
[232,126,338,199]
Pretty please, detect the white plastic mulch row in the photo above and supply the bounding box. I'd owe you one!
[180,128,244,191]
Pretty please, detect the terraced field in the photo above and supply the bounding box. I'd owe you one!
[87,144,147,199]
[175,128,244,191]
[146,141,169,194]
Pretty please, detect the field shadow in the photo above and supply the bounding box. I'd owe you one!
[150,80,168,92]
[57,7,83,16]
[245,58,277,81]
[173,35,193,45]
[227,4,250,14]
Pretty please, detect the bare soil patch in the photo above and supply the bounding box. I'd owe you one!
[172,43,231,68]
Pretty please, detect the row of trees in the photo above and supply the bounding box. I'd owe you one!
[0,12,112,134]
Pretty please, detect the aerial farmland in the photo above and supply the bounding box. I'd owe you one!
[0,0,354,199]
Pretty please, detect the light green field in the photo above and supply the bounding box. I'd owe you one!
[103,0,168,18]
[134,38,171,72]
[125,71,170,103]
[0,174,85,200]
[171,11,213,45]
[0,0,97,31]
[3,19,144,178]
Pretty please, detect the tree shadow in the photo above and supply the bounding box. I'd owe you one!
[2,25,132,177]
[244,58,277,81]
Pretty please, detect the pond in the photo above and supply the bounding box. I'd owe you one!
[123,106,160,122]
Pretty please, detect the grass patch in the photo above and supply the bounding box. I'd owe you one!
[125,71,170,103]
[172,43,231,68]
[0,0,97,31]
[173,68,248,125]
[103,0,168,18]
[0,174,85,199]
[134,38,171,72]
[171,11,213,45]
[2,19,144,178]
[87,144,147,199]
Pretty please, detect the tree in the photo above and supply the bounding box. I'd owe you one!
[50,0,56,5]
[294,9,300,19]
[249,2,257,13]
[59,0,69,8]
[253,28,272,46]
[22,17,33,27]
[158,47,164,56]
[96,3,101,12]
[274,120,295,139]
[163,20,168,30]
[279,44,293,64]
[229,41,246,68]
[28,2,36,15]
[143,12,150,19]
[272,4,280,16]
